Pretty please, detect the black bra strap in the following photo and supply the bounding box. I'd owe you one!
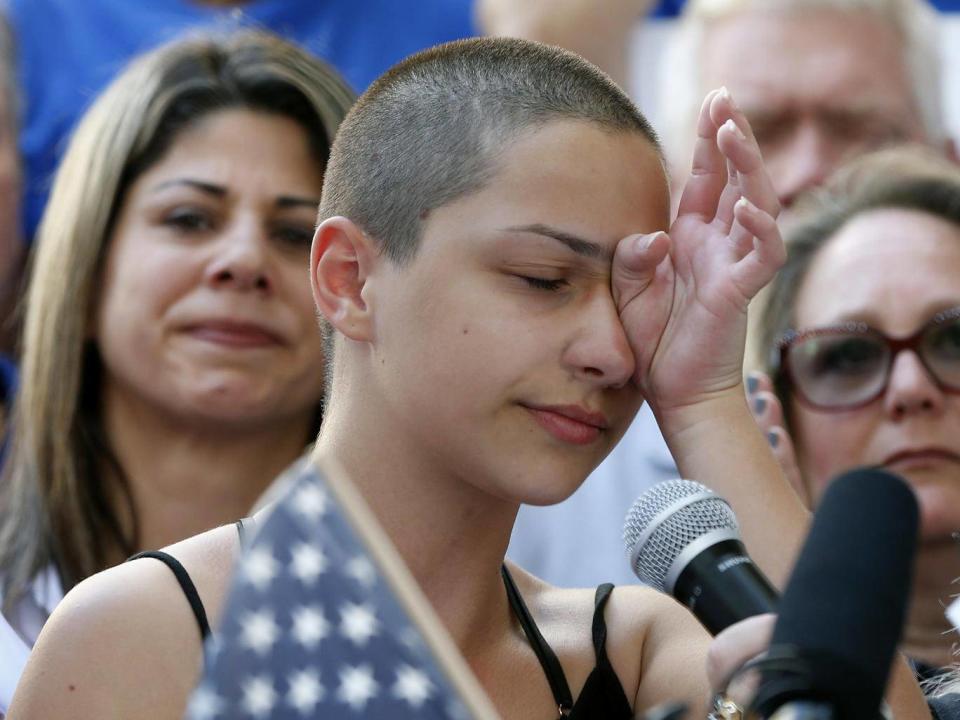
[591,583,616,671]
[501,565,574,713]
[129,550,211,641]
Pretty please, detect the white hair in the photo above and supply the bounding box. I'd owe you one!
[657,0,944,177]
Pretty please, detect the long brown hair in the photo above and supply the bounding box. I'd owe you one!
[0,30,355,613]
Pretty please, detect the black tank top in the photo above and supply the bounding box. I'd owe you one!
[501,565,633,719]
[129,527,633,718]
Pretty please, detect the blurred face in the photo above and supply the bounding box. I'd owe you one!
[96,109,326,431]
[699,8,928,209]
[0,93,22,308]
[367,120,670,505]
[788,209,960,544]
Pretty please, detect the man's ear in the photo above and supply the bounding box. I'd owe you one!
[311,216,378,342]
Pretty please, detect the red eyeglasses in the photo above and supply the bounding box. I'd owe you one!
[772,307,960,411]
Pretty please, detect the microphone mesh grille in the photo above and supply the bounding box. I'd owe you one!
[622,479,740,592]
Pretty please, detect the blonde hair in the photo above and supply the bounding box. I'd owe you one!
[658,0,944,177]
[0,30,355,612]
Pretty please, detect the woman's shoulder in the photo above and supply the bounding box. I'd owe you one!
[509,564,712,715]
[8,522,242,720]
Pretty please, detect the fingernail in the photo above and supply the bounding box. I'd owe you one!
[767,430,779,449]
[746,375,759,395]
[752,397,767,415]
[724,118,746,141]
[736,196,754,213]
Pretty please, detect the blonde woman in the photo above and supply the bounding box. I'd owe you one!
[0,31,354,713]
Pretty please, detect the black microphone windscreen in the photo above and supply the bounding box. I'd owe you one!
[761,467,918,719]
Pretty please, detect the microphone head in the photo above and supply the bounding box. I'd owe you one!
[754,467,919,720]
[623,479,740,593]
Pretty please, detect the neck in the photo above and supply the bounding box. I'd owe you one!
[901,542,960,669]
[102,387,314,562]
[316,390,518,654]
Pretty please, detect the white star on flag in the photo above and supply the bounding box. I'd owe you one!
[241,608,280,655]
[286,669,324,714]
[241,674,277,718]
[345,555,377,588]
[291,604,330,649]
[340,601,379,646]
[337,664,379,711]
[292,482,329,520]
[290,541,328,585]
[393,664,434,708]
[185,685,224,720]
[244,546,279,591]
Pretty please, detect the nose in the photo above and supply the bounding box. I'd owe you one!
[882,350,946,419]
[768,122,838,209]
[204,217,273,293]
[562,292,635,388]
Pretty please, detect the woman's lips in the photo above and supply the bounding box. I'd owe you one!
[524,404,607,445]
[882,448,960,472]
[184,320,285,348]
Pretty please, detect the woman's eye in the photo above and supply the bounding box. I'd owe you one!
[518,275,567,292]
[273,225,314,247]
[163,209,213,233]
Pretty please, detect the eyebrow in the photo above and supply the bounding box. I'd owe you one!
[149,178,319,209]
[502,223,612,262]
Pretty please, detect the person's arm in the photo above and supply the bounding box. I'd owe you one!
[612,86,806,585]
[9,525,238,720]
[8,561,204,720]
[475,0,656,89]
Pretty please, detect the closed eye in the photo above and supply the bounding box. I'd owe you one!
[518,275,567,292]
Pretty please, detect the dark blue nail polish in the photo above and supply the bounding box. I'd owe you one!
[767,430,779,448]
[753,397,767,415]
[746,375,759,395]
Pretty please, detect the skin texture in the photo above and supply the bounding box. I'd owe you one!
[697,7,930,209]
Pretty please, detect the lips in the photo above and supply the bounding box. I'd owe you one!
[523,403,609,446]
[881,448,960,471]
[183,319,286,348]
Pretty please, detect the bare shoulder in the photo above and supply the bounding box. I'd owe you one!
[508,564,711,716]
[9,523,241,720]
[604,584,712,715]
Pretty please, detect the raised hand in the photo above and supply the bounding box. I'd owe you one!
[612,88,784,419]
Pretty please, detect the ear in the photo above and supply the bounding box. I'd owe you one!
[311,216,378,342]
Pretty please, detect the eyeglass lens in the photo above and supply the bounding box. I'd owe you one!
[787,315,960,408]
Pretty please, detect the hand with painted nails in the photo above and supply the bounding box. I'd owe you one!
[746,372,808,506]
[612,88,784,419]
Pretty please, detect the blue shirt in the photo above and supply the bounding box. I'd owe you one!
[8,0,477,239]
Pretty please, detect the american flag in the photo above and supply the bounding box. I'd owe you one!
[186,459,475,719]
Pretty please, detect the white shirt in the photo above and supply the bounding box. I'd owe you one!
[507,404,678,588]
[0,566,63,715]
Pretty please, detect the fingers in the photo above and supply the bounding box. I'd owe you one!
[746,372,811,507]
[611,230,671,306]
[675,89,728,222]
[711,89,780,221]
[706,613,776,695]
[730,196,786,298]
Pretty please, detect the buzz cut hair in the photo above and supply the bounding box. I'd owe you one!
[318,36,662,265]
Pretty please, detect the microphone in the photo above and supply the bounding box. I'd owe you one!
[623,478,777,635]
[750,467,918,720]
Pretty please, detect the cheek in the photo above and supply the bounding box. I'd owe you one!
[791,406,873,503]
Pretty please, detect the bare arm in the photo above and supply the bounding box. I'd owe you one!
[9,524,238,720]
[8,561,205,720]
[475,0,656,89]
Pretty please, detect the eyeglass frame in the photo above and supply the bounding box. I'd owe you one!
[770,306,960,412]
